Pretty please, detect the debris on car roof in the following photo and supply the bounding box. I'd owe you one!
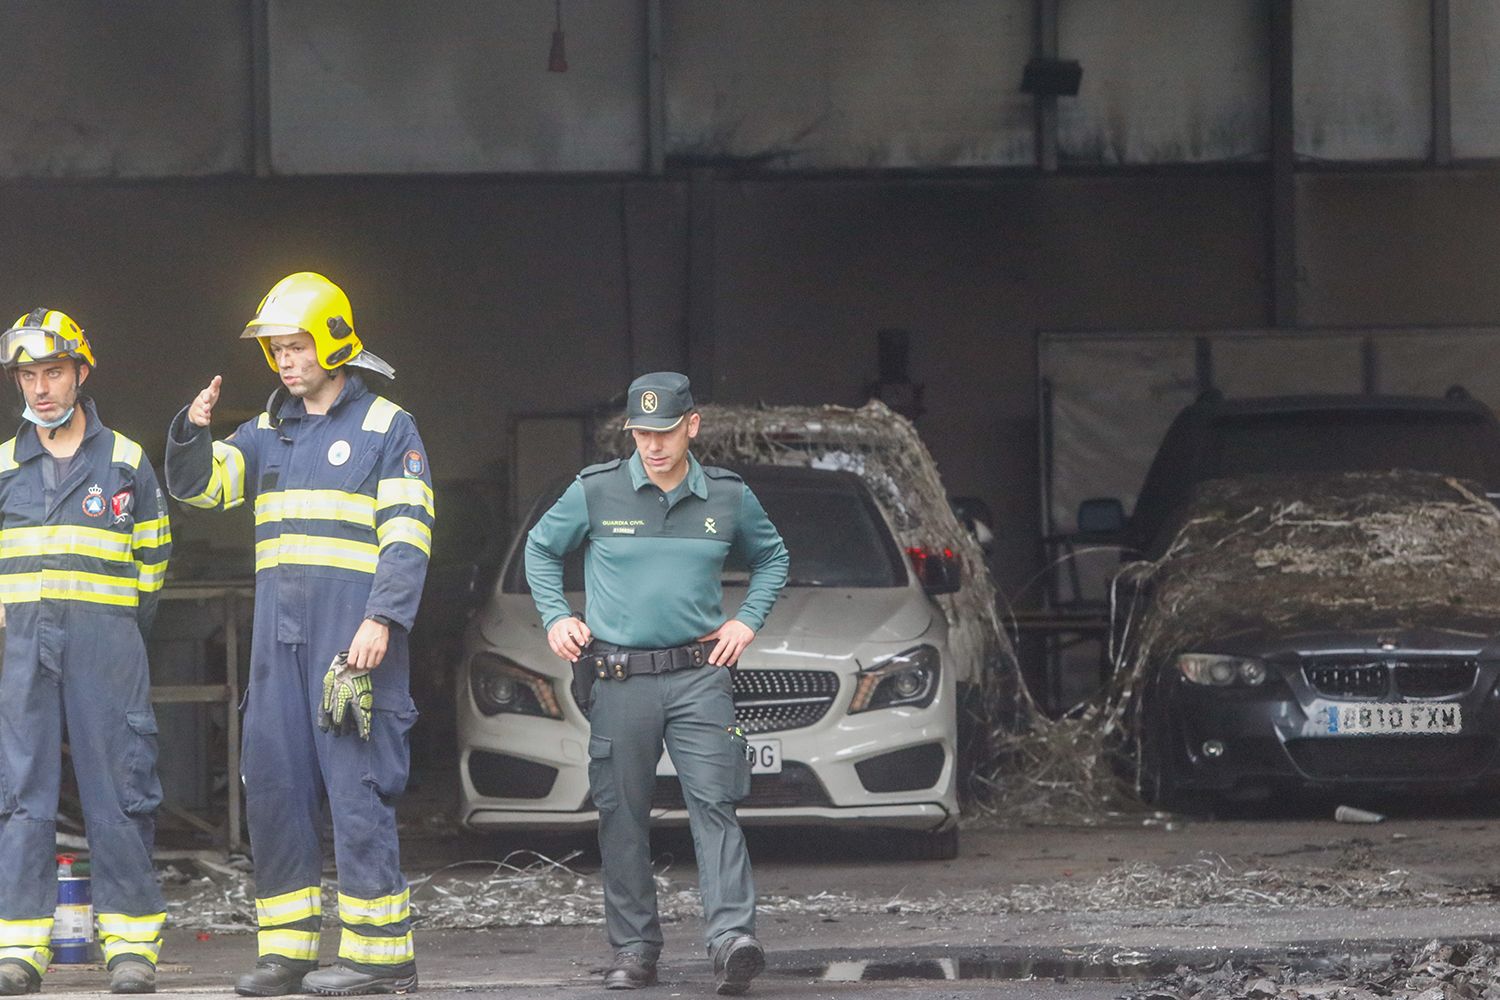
[970,470,1500,827]
[1105,470,1500,798]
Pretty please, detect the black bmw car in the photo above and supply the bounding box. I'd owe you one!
[1101,390,1500,809]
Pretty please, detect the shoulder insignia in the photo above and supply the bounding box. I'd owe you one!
[255,412,273,430]
[578,458,624,478]
[110,432,144,470]
[0,438,16,475]
[702,465,743,482]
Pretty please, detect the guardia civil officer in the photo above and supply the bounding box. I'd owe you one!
[526,373,788,994]
[0,310,171,996]
[165,274,433,996]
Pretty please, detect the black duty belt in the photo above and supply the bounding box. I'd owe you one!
[586,640,714,681]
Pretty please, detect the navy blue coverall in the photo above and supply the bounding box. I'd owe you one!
[0,397,172,976]
[165,374,432,972]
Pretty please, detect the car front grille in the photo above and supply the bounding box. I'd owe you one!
[1304,662,1389,698]
[1286,735,1496,781]
[651,762,833,809]
[1396,660,1479,698]
[1302,657,1479,699]
[730,668,841,734]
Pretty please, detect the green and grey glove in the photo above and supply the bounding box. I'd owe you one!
[319,651,374,740]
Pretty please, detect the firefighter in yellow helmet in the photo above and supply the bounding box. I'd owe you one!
[165,274,432,996]
[0,309,172,995]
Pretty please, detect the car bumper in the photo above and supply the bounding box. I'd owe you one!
[457,700,959,832]
[1161,669,1500,795]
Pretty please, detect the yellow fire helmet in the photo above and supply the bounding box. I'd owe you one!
[240,272,394,379]
[0,308,97,370]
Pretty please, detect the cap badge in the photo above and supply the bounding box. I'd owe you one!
[641,390,659,413]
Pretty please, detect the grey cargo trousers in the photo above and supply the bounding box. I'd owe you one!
[587,662,755,960]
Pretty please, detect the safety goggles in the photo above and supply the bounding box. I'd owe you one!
[0,328,83,366]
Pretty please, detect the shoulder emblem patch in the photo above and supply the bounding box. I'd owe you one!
[404,450,425,478]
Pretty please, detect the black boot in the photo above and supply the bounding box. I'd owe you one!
[235,958,318,997]
[109,958,157,994]
[603,951,657,990]
[302,963,417,996]
[712,935,764,996]
[0,961,38,996]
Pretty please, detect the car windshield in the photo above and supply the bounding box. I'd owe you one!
[1212,409,1500,483]
[501,468,906,592]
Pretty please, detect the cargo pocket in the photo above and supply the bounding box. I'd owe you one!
[362,688,420,801]
[122,710,163,815]
[587,734,617,814]
[0,740,14,816]
[725,730,752,804]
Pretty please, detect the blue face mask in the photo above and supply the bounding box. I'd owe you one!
[22,403,74,428]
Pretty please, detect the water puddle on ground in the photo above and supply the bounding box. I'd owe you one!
[786,956,1182,983]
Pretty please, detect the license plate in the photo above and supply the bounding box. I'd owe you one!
[1323,702,1462,735]
[657,738,783,775]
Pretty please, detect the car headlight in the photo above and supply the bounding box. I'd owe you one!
[849,645,941,713]
[469,652,563,718]
[1176,653,1268,687]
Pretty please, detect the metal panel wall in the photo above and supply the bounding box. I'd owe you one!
[1450,3,1500,158]
[268,0,647,174]
[1058,0,1269,164]
[1294,0,1430,161]
[0,0,250,178]
[664,0,1034,169]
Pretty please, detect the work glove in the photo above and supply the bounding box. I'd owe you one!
[319,651,374,740]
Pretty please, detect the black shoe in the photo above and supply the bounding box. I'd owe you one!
[302,963,418,996]
[603,951,657,990]
[0,961,38,996]
[712,935,764,996]
[109,959,157,994]
[235,958,318,997]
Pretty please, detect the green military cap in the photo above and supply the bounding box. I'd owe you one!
[622,371,695,431]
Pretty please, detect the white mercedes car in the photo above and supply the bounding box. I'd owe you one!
[455,464,964,858]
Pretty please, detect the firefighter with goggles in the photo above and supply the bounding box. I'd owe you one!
[165,273,432,996]
[0,309,172,996]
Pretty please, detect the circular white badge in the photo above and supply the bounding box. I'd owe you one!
[327,440,351,466]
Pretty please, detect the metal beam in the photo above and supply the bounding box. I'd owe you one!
[644,0,665,176]
[1268,0,1296,328]
[1032,0,1060,172]
[249,0,272,177]
[1431,0,1452,166]
[686,168,715,400]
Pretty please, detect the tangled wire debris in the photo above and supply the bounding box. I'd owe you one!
[1125,939,1500,1000]
[161,846,1461,935]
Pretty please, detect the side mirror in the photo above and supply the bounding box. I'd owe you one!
[908,546,961,596]
[1076,497,1127,538]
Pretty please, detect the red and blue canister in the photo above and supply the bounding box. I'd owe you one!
[51,854,94,964]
